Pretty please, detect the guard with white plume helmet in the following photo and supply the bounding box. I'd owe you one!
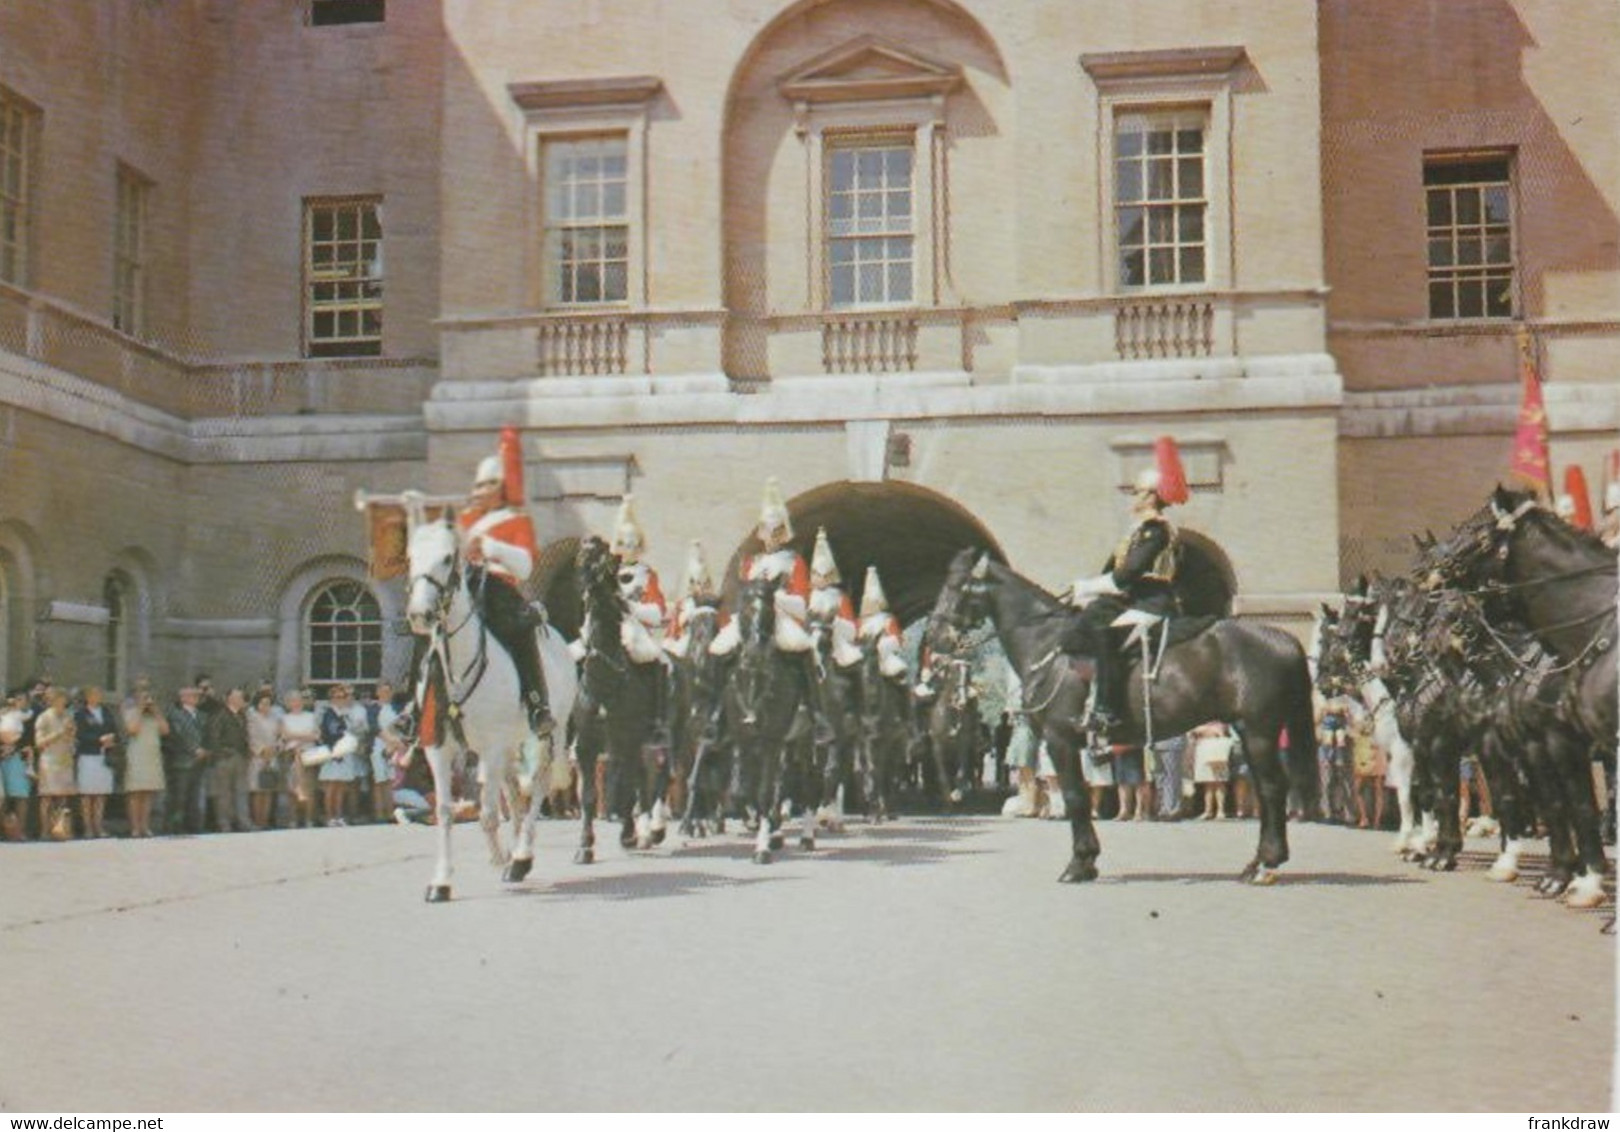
[808,528,861,669]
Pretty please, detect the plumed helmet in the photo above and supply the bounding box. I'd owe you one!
[610,495,647,562]
[757,477,793,547]
[474,456,503,489]
[1561,465,1593,530]
[682,539,716,598]
[472,427,526,507]
[859,566,891,619]
[1134,436,1189,506]
[810,527,840,586]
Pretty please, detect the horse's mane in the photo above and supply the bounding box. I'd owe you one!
[983,558,1071,621]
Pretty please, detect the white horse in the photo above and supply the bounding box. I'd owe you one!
[1362,601,1433,858]
[404,512,578,902]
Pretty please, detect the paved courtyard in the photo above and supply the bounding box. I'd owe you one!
[0,813,1612,1112]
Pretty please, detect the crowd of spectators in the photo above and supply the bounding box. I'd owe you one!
[998,704,1441,829]
[0,673,449,842]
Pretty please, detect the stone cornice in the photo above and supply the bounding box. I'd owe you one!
[507,75,664,112]
[1340,382,1620,437]
[1080,45,1249,85]
[0,349,425,463]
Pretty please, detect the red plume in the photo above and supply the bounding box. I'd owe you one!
[498,427,525,507]
[1153,436,1190,505]
[1563,465,1593,530]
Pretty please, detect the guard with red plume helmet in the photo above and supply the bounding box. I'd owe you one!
[1063,435,1188,737]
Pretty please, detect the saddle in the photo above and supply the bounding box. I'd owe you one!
[1109,609,1218,657]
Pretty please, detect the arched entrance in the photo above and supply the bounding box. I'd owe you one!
[722,480,1003,625]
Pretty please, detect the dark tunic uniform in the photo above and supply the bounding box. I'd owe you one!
[1068,512,1181,725]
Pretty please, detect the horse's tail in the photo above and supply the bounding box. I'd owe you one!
[1284,651,1322,820]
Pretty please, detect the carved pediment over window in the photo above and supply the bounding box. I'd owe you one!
[779,35,963,104]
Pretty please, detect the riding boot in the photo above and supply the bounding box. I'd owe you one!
[514,634,555,739]
[1091,650,1123,737]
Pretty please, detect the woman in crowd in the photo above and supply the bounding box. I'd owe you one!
[74,685,120,839]
[1351,713,1387,829]
[1,697,34,839]
[1078,738,1113,819]
[120,685,168,838]
[1192,720,1233,820]
[317,684,367,827]
[33,688,77,839]
[368,682,401,826]
[246,689,282,831]
[279,688,321,829]
[1113,744,1151,821]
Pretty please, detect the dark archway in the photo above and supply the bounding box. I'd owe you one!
[721,481,1004,626]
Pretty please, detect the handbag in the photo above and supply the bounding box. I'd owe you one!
[258,764,283,791]
[0,809,22,842]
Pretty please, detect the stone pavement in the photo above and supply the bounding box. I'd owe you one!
[0,813,1611,1112]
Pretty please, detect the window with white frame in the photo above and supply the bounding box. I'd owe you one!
[544,136,629,305]
[1425,155,1515,320]
[0,86,37,287]
[305,580,382,697]
[1114,109,1207,289]
[304,198,383,357]
[113,166,149,335]
[825,139,915,308]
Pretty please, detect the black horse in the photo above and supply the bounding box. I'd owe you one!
[724,572,812,863]
[850,636,914,822]
[926,549,1318,884]
[920,648,980,806]
[1427,487,1616,906]
[571,535,668,863]
[805,620,861,830]
[670,599,730,837]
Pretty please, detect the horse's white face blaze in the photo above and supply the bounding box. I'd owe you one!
[407,521,459,634]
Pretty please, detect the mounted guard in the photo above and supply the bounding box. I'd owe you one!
[858,566,909,683]
[808,527,862,671]
[608,495,667,664]
[1066,435,1189,738]
[456,427,554,739]
[665,539,719,659]
[710,476,815,659]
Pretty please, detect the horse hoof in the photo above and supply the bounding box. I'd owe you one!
[1058,862,1098,883]
[798,837,816,852]
[424,885,452,903]
[502,857,533,883]
[574,848,595,865]
[1487,863,1518,883]
[651,828,667,846]
[1565,876,1606,909]
[753,851,773,865]
[1248,869,1279,887]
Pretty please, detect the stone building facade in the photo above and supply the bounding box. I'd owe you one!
[0,0,1612,697]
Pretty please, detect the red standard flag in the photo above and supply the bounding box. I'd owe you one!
[1509,328,1550,496]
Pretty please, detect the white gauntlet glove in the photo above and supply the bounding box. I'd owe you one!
[1070,573,1122,606]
